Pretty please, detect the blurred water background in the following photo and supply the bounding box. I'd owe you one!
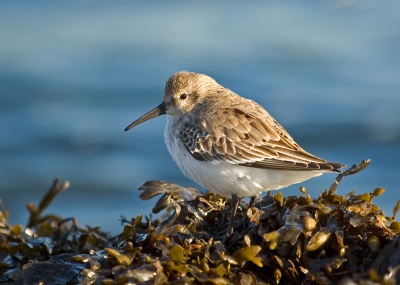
[1,1,399,234]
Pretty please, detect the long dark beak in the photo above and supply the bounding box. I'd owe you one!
[124,102,166,131]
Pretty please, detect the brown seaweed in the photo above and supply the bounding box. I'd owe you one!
[1,160,400,284]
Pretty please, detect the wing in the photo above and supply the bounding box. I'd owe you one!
[180,107,344,172]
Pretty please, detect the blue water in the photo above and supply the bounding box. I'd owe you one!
[1,1,399,234]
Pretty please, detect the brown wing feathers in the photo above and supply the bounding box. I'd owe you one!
[180,108,344,172]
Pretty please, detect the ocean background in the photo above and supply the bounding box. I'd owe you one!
[1,1,399,234]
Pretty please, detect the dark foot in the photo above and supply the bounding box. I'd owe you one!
[226,193,239,236]
[240,194,259,223]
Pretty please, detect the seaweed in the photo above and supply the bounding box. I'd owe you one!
[1,159,400,284]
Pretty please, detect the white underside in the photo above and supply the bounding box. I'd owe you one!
[165,116,323,198]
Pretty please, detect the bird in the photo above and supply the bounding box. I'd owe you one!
[124,71,345,236]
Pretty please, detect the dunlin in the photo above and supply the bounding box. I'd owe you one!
[125,71,345,236]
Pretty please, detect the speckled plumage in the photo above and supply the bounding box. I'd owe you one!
[125,71,345,233]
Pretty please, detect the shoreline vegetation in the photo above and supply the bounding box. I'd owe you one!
[1,159,400,284]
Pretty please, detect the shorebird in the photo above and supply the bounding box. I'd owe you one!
[125,71,344,236]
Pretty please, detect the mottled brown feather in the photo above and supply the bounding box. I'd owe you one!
[180,104,344,172]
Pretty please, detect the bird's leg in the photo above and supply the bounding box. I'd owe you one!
[241,194,259,223]
[248,194,258,209]
[227,193,239,236]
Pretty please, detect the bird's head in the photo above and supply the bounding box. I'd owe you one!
[124,71,220,131]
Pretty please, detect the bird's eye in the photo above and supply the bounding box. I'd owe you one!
[179,94,188,100]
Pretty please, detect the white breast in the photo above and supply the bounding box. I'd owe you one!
[164,116,322,198]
